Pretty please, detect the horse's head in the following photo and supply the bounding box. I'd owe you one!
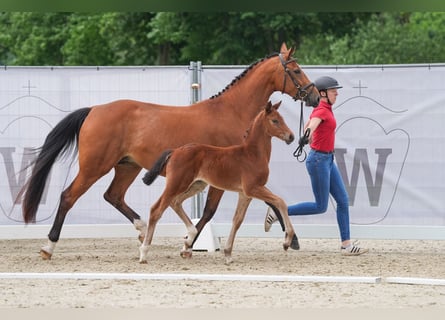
[277,42,320,107]
[264,101,295,144]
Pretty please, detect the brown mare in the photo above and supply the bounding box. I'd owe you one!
[20,43,319,259]
[140,101,295,264]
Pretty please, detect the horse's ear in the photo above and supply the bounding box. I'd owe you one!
[280,42,288,53]
[273,101,282,110]
[280,42,294,60]
[265,101,273,113]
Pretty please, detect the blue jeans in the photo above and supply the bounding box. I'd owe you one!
[288,149,350,241]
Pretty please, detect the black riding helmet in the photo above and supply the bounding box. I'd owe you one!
[314,76,342,92]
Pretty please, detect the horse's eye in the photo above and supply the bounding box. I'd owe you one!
[272,119,279,125]
[292,69,301,75]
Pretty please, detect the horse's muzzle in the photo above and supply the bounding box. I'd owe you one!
[285,133,295,145]
[305,93,320,107]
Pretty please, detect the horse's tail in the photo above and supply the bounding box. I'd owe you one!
[21,107,92,224]
[142,150,173,186]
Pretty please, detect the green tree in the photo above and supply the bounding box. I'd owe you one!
[298,12,445,64]
[1,12,442,66]
[147,12,320,64]
[0,12,70,65]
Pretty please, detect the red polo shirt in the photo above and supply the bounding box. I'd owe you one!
[309,100,336,152]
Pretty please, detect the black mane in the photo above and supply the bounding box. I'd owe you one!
[209,53,279,99]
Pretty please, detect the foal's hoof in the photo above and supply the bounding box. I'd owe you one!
[138,234,145,243]
[40,249,52,260]
[283,243,289,251]
[290,234,300,250]
[139,259,148,264]
[180,248,193,259]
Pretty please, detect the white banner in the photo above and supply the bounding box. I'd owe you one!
[1,64,444,232]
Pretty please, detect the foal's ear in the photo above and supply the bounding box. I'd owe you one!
[265,100,273,113]
[273,100,282,110]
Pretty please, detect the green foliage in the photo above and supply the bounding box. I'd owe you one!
[0,12,443,66]
[298,12,445,65]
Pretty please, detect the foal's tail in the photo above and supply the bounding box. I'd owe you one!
[142,150,173,186]
[21,107,92,224]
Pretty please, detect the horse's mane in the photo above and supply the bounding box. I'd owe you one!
[210,53,279,99]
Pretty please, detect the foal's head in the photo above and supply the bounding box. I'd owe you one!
[262,101,295,145]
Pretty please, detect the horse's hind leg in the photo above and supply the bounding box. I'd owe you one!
[168,181,207,258]
[139,196,171,264]
[103,163,146,241]
[224,194,251,265]
[42,173,101,260]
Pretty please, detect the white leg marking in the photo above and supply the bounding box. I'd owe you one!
[41,240,56,255]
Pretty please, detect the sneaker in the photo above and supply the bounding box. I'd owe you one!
[264,206,278,232]
[341,241,369,256]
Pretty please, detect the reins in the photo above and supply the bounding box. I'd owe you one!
[278,53,312,162]
[293,101,310,162]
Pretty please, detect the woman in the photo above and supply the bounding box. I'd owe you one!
[264,76,368,256]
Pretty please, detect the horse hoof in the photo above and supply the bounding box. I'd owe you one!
[180,249,193,259]
[282,243,289,251]
[139,259,148,264]
[290,235,300,250]
[40,249,52,260]
[224,257,233,265]
[138,234,145,243]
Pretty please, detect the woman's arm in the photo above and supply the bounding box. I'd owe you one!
[305,117,322,143]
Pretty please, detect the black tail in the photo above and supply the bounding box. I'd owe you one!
[21,107,92,223]
[142,150,173,186]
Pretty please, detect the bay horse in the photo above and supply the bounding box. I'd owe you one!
[140,101,295,264]
[20,42,319,259]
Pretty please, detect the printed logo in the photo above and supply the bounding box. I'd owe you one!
[0,86,70,223]
[334,95,410,224]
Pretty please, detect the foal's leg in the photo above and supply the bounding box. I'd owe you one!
[103,163,146,241]
[169,181,207,258]
[139,196,170,263]
[223,194,252,265]
[246,186,296,251]
[139,173,194,263]
[265,201,300,250]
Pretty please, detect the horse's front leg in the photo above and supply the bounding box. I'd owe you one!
[224,194,251,265]
[248,186,297,251]
[191,187,225,247]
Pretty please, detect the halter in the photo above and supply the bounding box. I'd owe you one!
[279,53,315,102]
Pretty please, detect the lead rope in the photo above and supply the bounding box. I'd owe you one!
[293,101,310,162]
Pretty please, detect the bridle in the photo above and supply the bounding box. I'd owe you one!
[279,53,315,102]
[279,53,314,162]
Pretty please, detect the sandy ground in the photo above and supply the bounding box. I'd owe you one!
[0,236,444,313]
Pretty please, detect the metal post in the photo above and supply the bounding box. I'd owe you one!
[190,61,204,219]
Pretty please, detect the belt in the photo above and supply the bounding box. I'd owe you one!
[312,149,334,154]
